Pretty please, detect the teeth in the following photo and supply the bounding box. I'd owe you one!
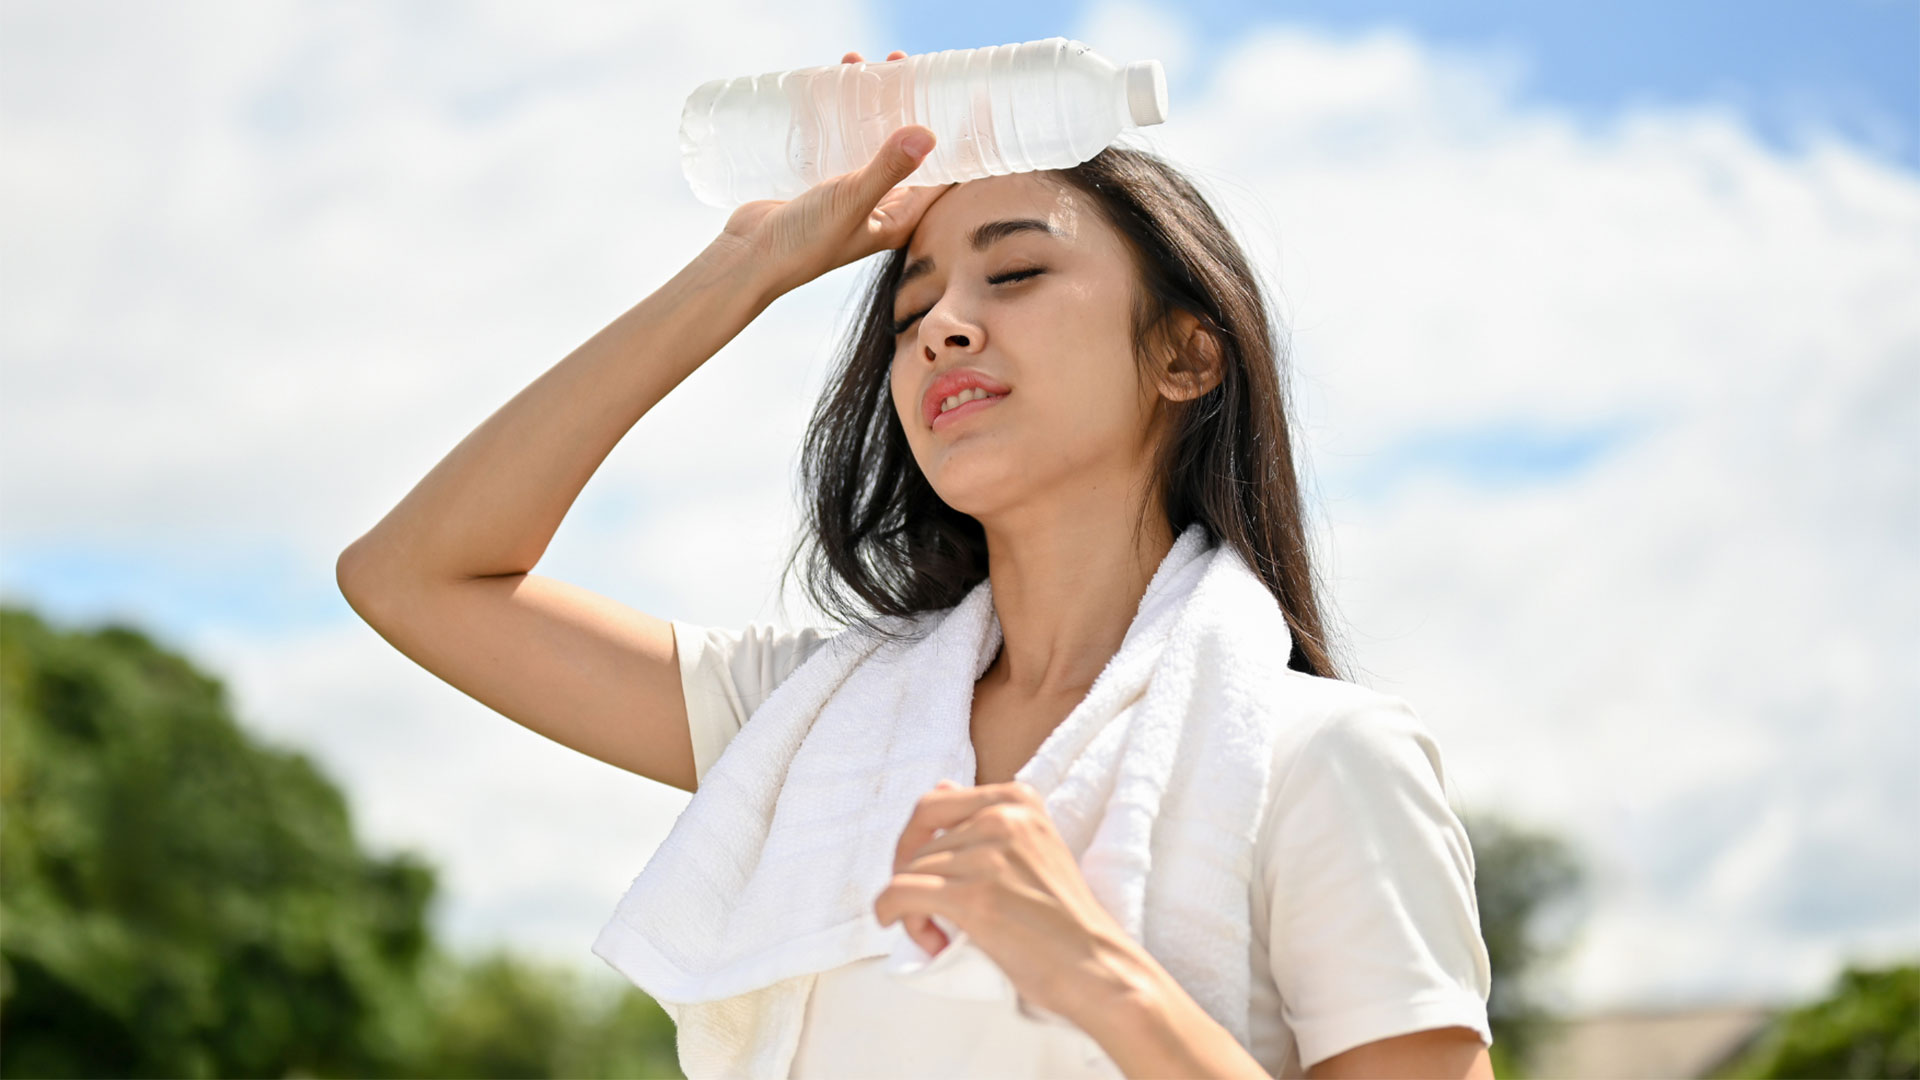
[938,387,998,415]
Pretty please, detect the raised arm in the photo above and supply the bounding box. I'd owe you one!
[336,82,947,792]
[335,238,778,791]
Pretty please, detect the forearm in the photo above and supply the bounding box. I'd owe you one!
[342,235,776,585]
[1068,933,1271,1080]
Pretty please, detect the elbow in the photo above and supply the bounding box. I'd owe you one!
[335,539,391,616]
[336,537,455,626]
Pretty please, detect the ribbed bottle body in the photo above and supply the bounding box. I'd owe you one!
[680,37,1165,208]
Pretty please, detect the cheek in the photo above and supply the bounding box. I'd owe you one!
[1033,300,1136,412]
[889,363,915,424]
[891,363,937,445]
[1027,334,1138,425]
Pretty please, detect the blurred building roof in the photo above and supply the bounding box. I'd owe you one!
[1525,1003,1780,1079]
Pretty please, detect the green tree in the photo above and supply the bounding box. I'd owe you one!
[1461,810,1590,1079]
[1,606,440,1076]
[415,948,681,1080]
[1715,961,1920,1079]
[0,606,681,1078]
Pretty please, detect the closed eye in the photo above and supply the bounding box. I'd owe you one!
[891,268,1045,336]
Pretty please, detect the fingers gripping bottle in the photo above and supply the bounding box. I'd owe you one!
[679,37,1169,208]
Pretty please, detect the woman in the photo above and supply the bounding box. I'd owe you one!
[338,47,1495,1079]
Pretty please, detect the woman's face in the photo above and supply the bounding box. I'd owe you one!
[888,173,1161,524]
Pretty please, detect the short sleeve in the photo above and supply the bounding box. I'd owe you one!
[1260,697,1494,1070]
[671,620,837,786]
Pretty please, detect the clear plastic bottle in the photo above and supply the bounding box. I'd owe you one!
[679,37,1168,208]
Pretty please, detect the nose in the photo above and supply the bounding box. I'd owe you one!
[922,333,968,362]
[919,305,982,360]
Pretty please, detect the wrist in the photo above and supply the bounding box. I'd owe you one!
[1054,927,1169,1037]
[1071,951,1182,1076]
[701,232,787,310]
[1064,933,1266,1080]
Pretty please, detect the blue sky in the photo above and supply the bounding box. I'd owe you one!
[2,541,354,636]
[880,0,1920,169]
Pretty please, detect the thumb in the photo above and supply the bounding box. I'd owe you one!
[860,126,934,200]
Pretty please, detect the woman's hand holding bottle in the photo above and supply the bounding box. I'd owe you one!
[717,50,955,304]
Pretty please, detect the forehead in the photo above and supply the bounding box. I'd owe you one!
[895,174,1088,293]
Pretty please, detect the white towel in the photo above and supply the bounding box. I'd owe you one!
[593,521,1293,1078]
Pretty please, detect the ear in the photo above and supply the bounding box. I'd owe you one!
[1155,309,1224,403]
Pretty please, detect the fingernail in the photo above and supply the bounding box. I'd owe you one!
[903,131,933,157]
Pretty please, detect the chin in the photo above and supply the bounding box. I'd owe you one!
[926,464,1026,520]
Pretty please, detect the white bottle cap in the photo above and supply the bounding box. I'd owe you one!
[1124,60,1168,126]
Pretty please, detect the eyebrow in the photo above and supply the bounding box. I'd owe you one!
[893,218,1065,297]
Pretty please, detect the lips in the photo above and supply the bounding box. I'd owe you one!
[930,392,1005,431]
[921,368,1012,428]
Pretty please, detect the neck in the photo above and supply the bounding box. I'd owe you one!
[977,506,1176,699]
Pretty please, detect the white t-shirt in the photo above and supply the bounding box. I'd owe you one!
[671,619,1494,1078]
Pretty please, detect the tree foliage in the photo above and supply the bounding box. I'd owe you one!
[0,606,680,1078]
[1718,962,1920,1079]
[1460,809,1589,1077]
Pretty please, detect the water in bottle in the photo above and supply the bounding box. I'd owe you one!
[679,37,1169,208]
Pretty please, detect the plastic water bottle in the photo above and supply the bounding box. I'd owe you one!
[679,37,1169,208]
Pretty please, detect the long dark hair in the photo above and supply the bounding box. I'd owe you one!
[777,144,1350,681]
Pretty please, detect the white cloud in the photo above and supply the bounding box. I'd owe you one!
[0,0,858,562]
[4,0,1915,1017]
[1076,0,1197,90]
